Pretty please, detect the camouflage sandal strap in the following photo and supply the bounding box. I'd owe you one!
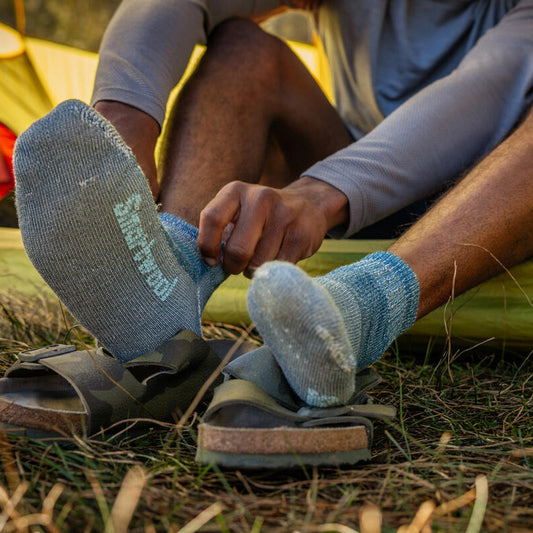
[203,379,308,424]
[124,330,211,377]
[204,379,395,430]
[38,349,147,433]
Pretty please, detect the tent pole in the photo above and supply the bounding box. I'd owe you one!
[14,0,26,36]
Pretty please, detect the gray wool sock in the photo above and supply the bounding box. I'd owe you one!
[247,252,419,406]
[14,99,226,362]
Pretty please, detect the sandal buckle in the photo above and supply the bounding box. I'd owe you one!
[18,344,77,362]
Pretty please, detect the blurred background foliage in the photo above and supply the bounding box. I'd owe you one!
[0,0,120,50]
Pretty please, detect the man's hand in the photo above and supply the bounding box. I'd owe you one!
[198,177,349,277]
[94,100,160,198]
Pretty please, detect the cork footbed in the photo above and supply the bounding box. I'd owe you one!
[0,399,84,435]
[197,423,368,455]
[0,374,84,435]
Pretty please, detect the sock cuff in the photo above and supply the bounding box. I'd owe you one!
[318,250,420,365]
[158,212,199,240]
[158,212,227,304]
[158,212,203,277]
[362,251,420,332]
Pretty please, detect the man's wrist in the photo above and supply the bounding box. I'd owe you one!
[286,176,349,231]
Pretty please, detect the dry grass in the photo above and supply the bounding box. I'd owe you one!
[0,289,532,532]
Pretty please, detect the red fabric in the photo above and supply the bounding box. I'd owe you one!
[0,123,16,200]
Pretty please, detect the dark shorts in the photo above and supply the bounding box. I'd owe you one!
[350,191,442,239]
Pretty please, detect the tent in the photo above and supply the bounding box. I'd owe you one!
[0,123,16,199]
[0,20,98,207]
[0,19,532,352]
[0,21,97,135]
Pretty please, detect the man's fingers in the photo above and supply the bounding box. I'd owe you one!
[243,224,285,278]
[222,190,274,274]
[243,224,316,278]
[198,185,242,265]
[221,221,235,243]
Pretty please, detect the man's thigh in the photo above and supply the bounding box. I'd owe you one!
[245,23,353,187]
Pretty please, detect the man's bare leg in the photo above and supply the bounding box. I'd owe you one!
[390,105,533,319]
[157,18,352,226]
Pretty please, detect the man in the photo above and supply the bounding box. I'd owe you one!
[14,1,533,406]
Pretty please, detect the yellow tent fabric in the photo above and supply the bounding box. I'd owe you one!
[0,23,52,134]
[25,37,98,106]
[2,227,533,351]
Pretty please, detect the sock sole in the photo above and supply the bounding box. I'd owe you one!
[14,100,200,360]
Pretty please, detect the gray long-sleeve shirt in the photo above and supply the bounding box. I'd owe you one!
[92,0,533,236]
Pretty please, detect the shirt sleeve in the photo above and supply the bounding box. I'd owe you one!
[91,0,284,127]
[305,0,533,237]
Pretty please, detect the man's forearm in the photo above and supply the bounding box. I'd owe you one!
[304,3,533,237]
[390,104,533,319]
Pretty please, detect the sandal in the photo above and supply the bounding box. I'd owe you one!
[0,330,254,439]
[196,346,396,468]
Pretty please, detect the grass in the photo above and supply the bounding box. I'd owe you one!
[0,289,532,532]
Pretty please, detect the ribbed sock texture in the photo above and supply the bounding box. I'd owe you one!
[14,99,226,362]
[248,252,419,406]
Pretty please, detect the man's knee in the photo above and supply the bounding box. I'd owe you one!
[207,18,289,86]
